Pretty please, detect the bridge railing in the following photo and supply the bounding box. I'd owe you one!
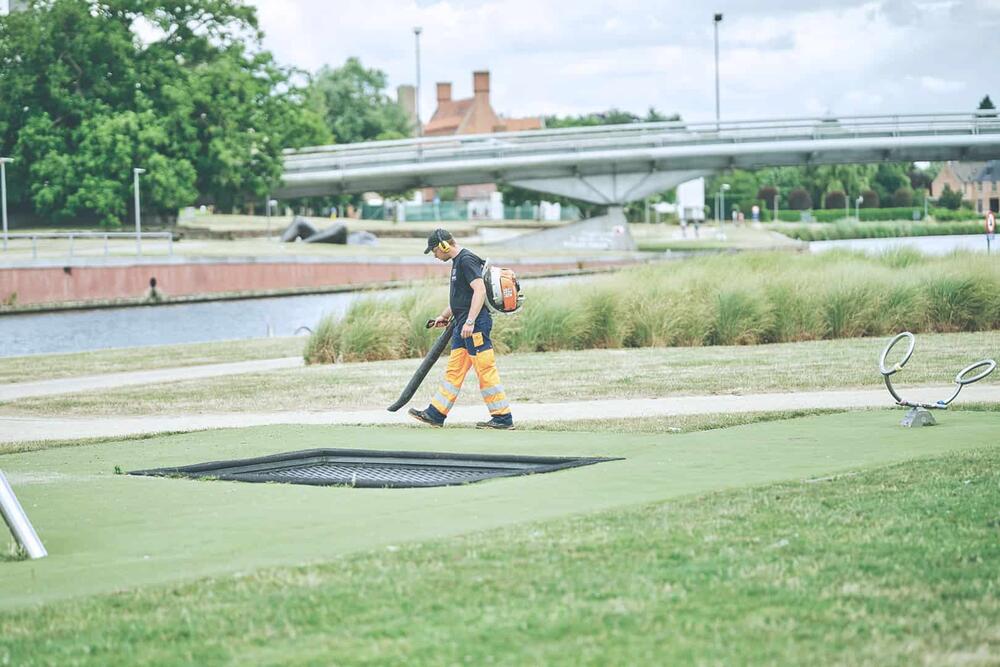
[283,112,1000,175]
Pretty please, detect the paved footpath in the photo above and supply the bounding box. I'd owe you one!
[3,385,998,444]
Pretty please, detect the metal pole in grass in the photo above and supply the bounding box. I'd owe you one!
[413,27,423,137]
[0,470,47,559]
[856,195,863,222]
[133,167,145,256]
[0,157,12,252]
[713,13,723,132]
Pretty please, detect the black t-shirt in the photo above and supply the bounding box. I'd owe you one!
[449,248,486,324]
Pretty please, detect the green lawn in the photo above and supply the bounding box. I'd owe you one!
[0,337,305,384]
[1,413,998,664]
[3,331,996,416]
[2,410,997,608]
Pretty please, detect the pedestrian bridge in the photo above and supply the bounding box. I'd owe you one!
[279,113,1000,205]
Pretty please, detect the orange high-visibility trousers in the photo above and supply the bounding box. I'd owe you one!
[424,318,511,423]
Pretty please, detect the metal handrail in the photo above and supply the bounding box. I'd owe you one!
[284,111,1000,159]
[283,113,1000,175]
[1,231,173,259]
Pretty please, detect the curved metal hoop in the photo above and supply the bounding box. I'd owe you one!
[955,359,997,386]
[879,331,915,376]
[880,331,997,410]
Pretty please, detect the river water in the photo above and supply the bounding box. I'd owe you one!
[809,234,995,256]
[0,275,586,358]
[0,290,394,358]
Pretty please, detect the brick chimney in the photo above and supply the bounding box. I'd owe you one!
[436,82,452,103]
[473,71,490,101]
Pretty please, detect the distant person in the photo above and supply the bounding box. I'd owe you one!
[408,229,515,430]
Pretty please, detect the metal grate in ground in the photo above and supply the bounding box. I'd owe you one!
[129,448,622,489]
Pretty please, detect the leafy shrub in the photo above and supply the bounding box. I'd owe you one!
[824,190,847,210]
[892,187,914,207]
[788,188,813,210]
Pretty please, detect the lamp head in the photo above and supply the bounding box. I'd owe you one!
[714,13,723,22]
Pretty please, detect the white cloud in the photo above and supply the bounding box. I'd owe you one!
[247,0,1000,122]
[918,76,966,93]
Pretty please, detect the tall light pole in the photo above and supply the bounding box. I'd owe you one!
[856,195,864,222]
[266,196,277,239]
[413,26,423,137]
[133,167,145,256]
[718,182,730,239]
[0,157,12,253]
[713,13,723,131]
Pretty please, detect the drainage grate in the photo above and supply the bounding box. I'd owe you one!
[129,448,622,489]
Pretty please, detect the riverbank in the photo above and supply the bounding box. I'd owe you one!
[0,254,645,313]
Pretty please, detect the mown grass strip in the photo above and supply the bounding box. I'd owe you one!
[2,445,998,665]
[4,331,997,417]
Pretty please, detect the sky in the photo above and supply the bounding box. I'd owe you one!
[248,0,1000,124]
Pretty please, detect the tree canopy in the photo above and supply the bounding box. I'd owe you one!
[0,0,329,226]
[544,107,679,128]
[306,58,411,144]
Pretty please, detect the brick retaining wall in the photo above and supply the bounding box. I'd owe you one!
[0,258,637,307]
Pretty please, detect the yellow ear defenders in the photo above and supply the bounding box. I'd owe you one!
[438,239,451,252]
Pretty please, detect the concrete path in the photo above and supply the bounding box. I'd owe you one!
[3,385,998,444]
[0,357,304,402]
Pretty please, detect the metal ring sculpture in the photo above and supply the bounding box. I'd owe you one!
[880,331,996,409]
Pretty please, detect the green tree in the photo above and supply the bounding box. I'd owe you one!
[937,184,964,210]
[871,163,910,206]
[308,58,411,143]
[544,107,680,128]
[0,0,327,226]
[978,95,995,110]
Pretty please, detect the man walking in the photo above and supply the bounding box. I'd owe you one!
[408,229,514,430]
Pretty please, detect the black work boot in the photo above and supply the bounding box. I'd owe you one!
[408,408,444,428]
[476,417,515,430]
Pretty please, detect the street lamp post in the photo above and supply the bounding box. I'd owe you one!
[0,157,12,253]
[133,167,145,256]
[855,195,864,222]
[713,13,723,131]
[266,197,278,239]
[413,27,423,137]
[718,182,730,239]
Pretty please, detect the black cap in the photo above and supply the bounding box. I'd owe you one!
[424,228,453,254]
